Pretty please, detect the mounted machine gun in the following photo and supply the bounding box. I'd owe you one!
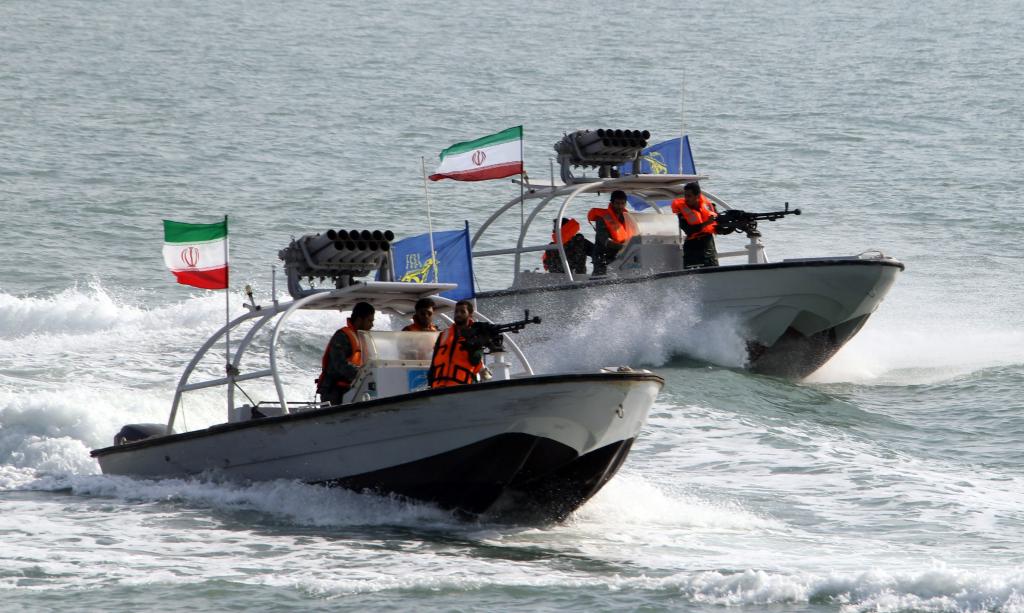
[715,203,802,238]
[462,310,543,354]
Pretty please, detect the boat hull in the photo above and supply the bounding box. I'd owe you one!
[92,373,662,521]
[477,257,903,378]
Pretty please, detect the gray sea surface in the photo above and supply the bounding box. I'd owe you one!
[2,0,1023,611]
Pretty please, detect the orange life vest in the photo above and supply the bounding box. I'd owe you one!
[542,218,581,269]
[402,321,439,332]
[671,194,717,239]
[587,207,634,244]
[429,324,483,388]
[319,322,362,390]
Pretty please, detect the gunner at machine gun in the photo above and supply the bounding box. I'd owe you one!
[428,301,541,389]
[672,182,720,269]
[674,182,804,268]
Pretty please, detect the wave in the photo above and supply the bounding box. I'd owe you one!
[523,282,749,372]
[571,472,778,532]
[810,322,1024,386]
[0,282,156,339]
[3,436,1021,611]
[660,566,1024,611]
[64,475,458,529]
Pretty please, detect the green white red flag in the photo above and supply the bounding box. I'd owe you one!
[430,126,523,182]
[162,219,229,290]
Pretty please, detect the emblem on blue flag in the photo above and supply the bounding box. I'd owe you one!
[388,224,475,300]
[618,136,697,210]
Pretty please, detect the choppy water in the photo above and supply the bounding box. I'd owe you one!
[2,0,1023,610]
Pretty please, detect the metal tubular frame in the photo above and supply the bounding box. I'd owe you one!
[167,285,535,433]
[167,306,281,433]
[466,174,777,286]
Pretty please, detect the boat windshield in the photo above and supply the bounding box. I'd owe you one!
[360,330,439,365]
[628,211,679,238]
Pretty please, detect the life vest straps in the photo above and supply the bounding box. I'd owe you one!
[342,325,362,366]
[543,218,581,269]
[318,322,362,392]
[428,363,477,387]
[587,207,632,244]
[555,218,581,244]
[429,326,482,388]
[671,195,717,239]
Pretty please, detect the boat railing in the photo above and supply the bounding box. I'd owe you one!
[166,282,537,434]
[470,175,772,286]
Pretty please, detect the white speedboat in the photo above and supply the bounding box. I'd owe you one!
[471,129,903,378]
[91,233,663,521]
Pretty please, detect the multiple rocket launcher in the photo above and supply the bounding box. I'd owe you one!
[554,129,651,182]
[279,229,396,296]
[303,229,396,266]
[555,129,652,163]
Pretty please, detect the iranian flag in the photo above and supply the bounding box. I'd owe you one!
[162,219,229,290]
[429,126,523,181]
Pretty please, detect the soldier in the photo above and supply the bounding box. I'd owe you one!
[428,300,484,388]
[403,297,439,332]
[672,182,719,268]
[587,190,635,275]
[542,218,594,274]
[317,301,374,405]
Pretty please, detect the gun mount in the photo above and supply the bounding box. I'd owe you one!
[279,229,396,298]
[462,310,542,354]
[715,203,802,238]
[554,129,650,185]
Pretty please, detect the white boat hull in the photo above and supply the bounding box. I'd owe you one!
[477,257,903,378]
[92,373,662,520]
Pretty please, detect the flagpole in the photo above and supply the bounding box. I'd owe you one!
[519,128,525,233]
[679,71,686,174]
[223,215,231,376]
[420,157,439,283]
[223,214,232,414]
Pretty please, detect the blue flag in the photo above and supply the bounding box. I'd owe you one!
[618,136,697,210]
[388,224,475,300]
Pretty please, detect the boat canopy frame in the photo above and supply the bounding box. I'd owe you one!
[166,281,536,434]
[469,174,747,284]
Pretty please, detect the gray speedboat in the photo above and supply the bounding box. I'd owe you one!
[471,129,904,378]
[92,234,662,521]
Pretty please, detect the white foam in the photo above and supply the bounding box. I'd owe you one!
[56,474,460,528]
[0,282,135,339]
[525,282,749,372]
[208,561,1024,611]
[810,312,1024,385]
[572,472,778,532]
[3,487,1022,613]
[667,565,1024,612]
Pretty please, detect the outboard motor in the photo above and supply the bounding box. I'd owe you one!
[113,423,171,446]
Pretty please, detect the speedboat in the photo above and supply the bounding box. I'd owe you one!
[471,129,904,378]
[91,231,663,521]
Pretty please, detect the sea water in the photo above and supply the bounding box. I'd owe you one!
[2,0,1023,610]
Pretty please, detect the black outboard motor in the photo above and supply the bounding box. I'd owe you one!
[114,423,171,446]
